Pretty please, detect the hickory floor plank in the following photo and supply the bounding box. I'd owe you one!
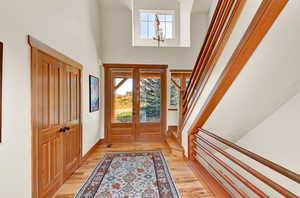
[52,141,215,198]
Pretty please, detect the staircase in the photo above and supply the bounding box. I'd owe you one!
[166,126,185,159]
[171,0,297,197]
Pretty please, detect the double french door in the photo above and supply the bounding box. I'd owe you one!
[104,65,167,142]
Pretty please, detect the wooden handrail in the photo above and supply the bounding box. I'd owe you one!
[185,0,223,91]
[200,129,300,184]
[185,0,235,105]
[185,1,233,101]
[171,78,181,90]
[182,0,246,128]
[195,151,251,198]
[195,134,299,198]
[194,141,269,197]
[185,0,293,197]
[185,0,288,141]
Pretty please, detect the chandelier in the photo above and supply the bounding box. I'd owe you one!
[153,14,165,47]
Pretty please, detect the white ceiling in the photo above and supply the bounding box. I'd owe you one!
[99,0,213,13]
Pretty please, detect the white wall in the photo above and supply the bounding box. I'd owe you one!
[179,0,194,47]
[167,110,179,126]
[192,0,300,196]
[0,0,103,197]
[204,90,300,197]
[100,1,209,127]
[100,0,209,69]
[204,0,300,142]
[230,90,300,196]
[208,0,218,22]
[182,0,261,155]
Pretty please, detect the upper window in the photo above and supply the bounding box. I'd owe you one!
[139,10,175,40]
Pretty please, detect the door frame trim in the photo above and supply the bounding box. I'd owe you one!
[103,63,168,69]
[103,64,168,142]
[28,35,83,198]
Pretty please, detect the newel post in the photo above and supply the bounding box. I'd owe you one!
[188,133,196,160]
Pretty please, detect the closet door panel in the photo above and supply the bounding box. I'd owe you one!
[62,64,81,181]
[37,52,64,198]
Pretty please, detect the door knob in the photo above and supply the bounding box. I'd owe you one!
[59,127,66,132]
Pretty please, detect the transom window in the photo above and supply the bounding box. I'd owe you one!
[140,11,174,40]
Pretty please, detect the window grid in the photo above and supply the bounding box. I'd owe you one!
[140,13,173,40]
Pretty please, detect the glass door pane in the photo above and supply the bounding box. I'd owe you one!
[139,70,161,122]
[111,69,133,123]
[169,78,181,108]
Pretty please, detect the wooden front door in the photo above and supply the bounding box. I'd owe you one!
[135,69,167,141]
[104,65,167,142]
[30,36,82,198]
[107,68,136,141]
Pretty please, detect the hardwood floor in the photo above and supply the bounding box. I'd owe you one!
[52,141,214,198]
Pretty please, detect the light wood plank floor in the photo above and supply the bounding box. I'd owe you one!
[52,141,214,198]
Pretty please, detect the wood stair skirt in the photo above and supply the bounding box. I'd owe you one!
[166,136,185,159]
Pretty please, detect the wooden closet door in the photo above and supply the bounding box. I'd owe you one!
[62,64,82,180]
[37,52,64,198]
[30,36,83,198]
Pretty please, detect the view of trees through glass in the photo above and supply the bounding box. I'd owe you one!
[113,77,133,123]
[113,72,161,123]
[140,77,161,122]
[169,79,180,108]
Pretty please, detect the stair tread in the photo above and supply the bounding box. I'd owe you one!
[166,136,184,151]
[171,130,178,138]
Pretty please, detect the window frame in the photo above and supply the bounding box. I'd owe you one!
[138,9,176,41]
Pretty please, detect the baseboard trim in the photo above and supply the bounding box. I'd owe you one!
[81,139,103,164]
[186,159,233,198]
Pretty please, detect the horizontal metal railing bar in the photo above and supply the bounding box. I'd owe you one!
[195,152,251,198]
[182,1,251,137]
[194,141,269,197]
[184,0,224,97]
[183,1,242,130]
[195,134,299,198]
[199,129,300,184]
[184,0,235,106]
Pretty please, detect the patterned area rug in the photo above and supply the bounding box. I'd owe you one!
[75,151,180,198]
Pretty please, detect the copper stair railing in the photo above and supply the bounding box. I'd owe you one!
[190,129,300,198]
[181,0,245,128]
[181,0,294,197]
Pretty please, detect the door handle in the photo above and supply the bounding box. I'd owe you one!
[59,127,66,133]
[59,126,70,132]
